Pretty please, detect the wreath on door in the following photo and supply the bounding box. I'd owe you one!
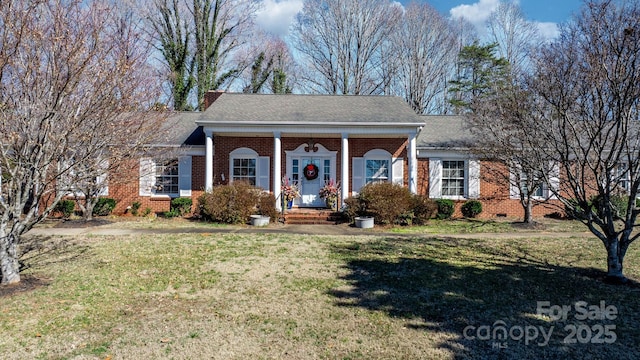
[303,163,319,180]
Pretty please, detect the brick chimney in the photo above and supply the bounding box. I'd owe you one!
[203,90,224,110]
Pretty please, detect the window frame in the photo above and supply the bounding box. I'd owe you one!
[441,160,467,199]
[154,159,179,196]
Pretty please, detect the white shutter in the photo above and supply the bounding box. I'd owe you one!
[178,156,192,197]
[96,159,109,196]
[139,158,155,196]
[548,161,560,199]
[392,157,404,185]
[429,158,442,198]
[257,156,270,191]
[468,160,480,199]
[352,157,364,196]
[509,167,520,199]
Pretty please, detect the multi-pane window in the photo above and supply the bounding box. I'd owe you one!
[155,160,179,195]
[292,159,299,182]
[520,171,544,198]
[324,159,331,182]
[232,158,256,185]
[442,160,465,196]
[366,159,389,183]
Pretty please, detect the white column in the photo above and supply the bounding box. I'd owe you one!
[273,132,282,210]
[205,128,214,191]
[408,132,418,194]
[341,133,349,202]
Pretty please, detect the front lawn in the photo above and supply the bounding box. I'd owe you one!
[1,230,639,359]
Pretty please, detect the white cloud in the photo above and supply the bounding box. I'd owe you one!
[256,0,304,36]
[536,21,560,40]
[450,0,500,27]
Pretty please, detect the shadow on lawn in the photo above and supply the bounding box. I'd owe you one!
[0,236,91,297]
[329,237,640,360]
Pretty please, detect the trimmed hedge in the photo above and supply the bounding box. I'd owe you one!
[171,197,193,216]
[93,198,116,216]
[461,200,482,218]
[411,195,438,225]
[343,183,438,226]
[197,181,277,224]
[54,200,75,218]
[435,199,455,220]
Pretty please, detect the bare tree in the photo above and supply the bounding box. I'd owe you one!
[148,0,195,110]
[291,0,402,95]
[239,37,298,94]
[392,2,458,114]
[486,1,541,76]
[148,0,257,110]
[0,0,165,284]
[524,0,640,282]
[466,83,557,223]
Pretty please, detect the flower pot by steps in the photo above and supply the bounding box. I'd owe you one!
[250,215,270,226]
[355,216,374,229]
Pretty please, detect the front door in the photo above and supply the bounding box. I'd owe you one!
[299,157,325,207]
[286,143,337,208]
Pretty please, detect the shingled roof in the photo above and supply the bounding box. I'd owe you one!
[416,115,475,149]
[197,93,423,126]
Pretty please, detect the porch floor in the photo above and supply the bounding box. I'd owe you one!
[282,207,344,225]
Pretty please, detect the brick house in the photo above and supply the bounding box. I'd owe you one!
[108,91,561,219]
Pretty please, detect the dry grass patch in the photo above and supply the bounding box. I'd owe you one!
[1,231,639,359]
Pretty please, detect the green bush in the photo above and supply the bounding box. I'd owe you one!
[131,201,141,216]
[411,195,438,225]
[93,198,116,216]
[171,197,193,217]
[461,200,482,218]
[54,200,75,218]
[197,181,265,224]
[357,182,413,225]
[163,209,180,218]
[435,199,455,220]
[566,195,630,220]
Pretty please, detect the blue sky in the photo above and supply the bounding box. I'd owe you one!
[256,0,586,38]
[420,0,583,24]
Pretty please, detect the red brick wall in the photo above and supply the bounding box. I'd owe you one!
[106,141,564,220]
[416,158,563,220]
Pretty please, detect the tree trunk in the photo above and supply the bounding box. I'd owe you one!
[523,200,533,224]
[605,240,626,284]
[0,233,21,285]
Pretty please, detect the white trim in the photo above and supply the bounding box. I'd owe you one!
[341,133,349,202]
[229,147,259,185]
[178,156,192,197]
[274,132,282,209]
[205,129,213,191]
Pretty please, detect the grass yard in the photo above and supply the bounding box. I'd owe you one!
[1,225,640,359]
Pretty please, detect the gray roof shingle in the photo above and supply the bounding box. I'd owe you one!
[417,115,474,149]
[197,93,423,125]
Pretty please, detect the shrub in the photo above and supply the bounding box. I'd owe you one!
[92,197,116,216]
[256,192,278,221]
[411,195,438,225]
[435,199,455,220]
[131,201,141,216]
[54,200,75,218]
[163,209,180,218]
[342,196,363,223]
[566,195,630,220]
[357,182,413,225]
[197,181,265,224]
[461,200,482,218]
[171,197,193,217]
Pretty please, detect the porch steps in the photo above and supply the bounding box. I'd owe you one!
[283,209,344,225]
